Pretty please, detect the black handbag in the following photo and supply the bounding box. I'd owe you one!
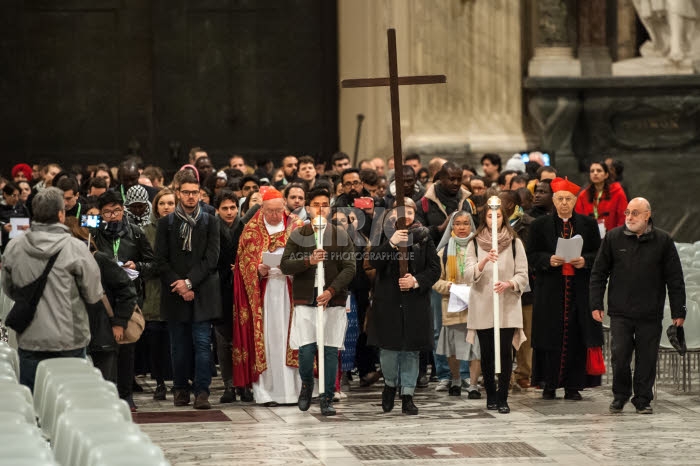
[87,297,118,353]
[5,251,61,334]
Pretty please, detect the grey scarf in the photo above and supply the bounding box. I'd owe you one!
[175,202,202,251]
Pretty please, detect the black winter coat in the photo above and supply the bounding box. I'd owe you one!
[93,221,157,307]
[155,213,221,322]
[590,223,686,321]
[527,213,603,351]
[367,228,441,351]
[217,216,243,327]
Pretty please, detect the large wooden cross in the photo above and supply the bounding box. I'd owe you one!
[342,28,446,276]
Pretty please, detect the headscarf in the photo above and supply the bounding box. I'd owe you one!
[437,211,476,282]
[174,201,202,251]
[124,185,152,227]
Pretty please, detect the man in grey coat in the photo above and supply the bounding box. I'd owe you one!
[2,187,104,391]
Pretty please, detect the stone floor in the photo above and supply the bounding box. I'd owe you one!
[131,370,700,466]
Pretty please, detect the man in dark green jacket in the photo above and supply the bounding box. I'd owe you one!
[281,186,355,416]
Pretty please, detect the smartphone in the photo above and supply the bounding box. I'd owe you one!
[81,214,102,229]
[353,197,374,209]
[520,152,551,166]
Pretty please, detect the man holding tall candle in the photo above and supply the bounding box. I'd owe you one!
[281,187,355,416]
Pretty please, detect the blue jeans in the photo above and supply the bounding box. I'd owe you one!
[168,321,212,395]
[298,343,338,400]
[380,349,419,396]
[431,291,469,380]
[18,347,86,393]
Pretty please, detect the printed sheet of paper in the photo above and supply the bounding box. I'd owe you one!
[262,251,282,268]
[9,218,30,239]
[555,234,583,262]
[447,284,470,313]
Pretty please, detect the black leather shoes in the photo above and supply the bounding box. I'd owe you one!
[219,386,236,403]
[237,387,254,402]
[298,382,314,412]
[401,395,418,415]
[609,399,626,413]
[320,395,336,416]
[486,398,498,410]
[542,389,556,400]
[448,385,461,396]
[636,405,653,414]
[497,402,510,414]
[382,385,397,413]
[564,389,582,401]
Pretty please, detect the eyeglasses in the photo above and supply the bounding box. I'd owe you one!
[553,196,575,203]
[343,181,362,188]
[179,190,199,197]
[264,208,285,215]
[102,208,123,218]
[6,193,18,198]
[624,209,649,217]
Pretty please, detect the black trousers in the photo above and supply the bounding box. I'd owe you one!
[477,327,515,404]
[355,290,378,377]
[117,343,136,400]
[610,316,662,408]
[91,351,117,384]
[146,321,172,384]
[215,322,233,388]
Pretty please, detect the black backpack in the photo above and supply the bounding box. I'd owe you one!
[5,251,61,334]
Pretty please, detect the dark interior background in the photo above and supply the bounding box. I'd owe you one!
[0,0,338,175]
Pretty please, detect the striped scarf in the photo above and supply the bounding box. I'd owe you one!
[446,234,473,282]
[175,202,202,251]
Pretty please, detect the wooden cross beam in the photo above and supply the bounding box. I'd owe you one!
[341,28,446,276]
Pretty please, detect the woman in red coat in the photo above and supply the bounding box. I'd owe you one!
[575,161,627,237]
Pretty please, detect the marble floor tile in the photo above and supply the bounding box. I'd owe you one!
[131,375,700,465]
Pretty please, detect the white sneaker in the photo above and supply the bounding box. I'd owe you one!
[333,391,347,402]
[435,379,451,392]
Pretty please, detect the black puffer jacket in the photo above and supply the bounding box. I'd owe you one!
[590,222,686,321]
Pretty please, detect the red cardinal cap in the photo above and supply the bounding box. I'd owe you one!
[550,177,581,196]
[262,188,283,201]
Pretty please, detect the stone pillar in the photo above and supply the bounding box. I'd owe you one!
[338,0,530,161]
[528,0,581,77]
[616,0,638,61]
[578,0,613,75]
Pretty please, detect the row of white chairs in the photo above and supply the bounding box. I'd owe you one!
[0,344,170,466]
[0,342,58,466]
[37,357,170,466]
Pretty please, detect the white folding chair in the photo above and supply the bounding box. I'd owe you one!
[53,410,133,465]
[46,390,123,439]
[73,427,149,466]
[0,345,19,376]
[34,357,93,398]
[0,434,54,463]
[0,380,32,404]
[35,370,103,423]
[0,359,18,380]
[38,377,117,425]
[85,442,167,466]
[0,396,37,425]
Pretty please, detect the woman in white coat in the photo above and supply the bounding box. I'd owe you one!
[465,204,529,414]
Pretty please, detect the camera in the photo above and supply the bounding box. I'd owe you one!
[80,214,102,228]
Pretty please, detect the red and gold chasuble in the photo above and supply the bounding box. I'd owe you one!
[232,210,298,387]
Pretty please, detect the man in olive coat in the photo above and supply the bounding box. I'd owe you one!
[155,173,221,410]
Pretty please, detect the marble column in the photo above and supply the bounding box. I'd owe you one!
[338,0,531,162]
[578,0,612,76]
[528,0,581,77]
[616,0,638,61]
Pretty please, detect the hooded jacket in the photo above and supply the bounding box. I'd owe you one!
[1,222,104,351]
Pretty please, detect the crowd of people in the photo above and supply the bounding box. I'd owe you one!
[0,149,686,417]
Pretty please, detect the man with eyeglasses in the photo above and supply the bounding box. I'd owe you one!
[527,177,602,402]
[281,186,355,416]
[155,173,221,410]
[232,188,301,406]
[334,168,376,238]
[590,197,686,415]
[94,190,157,411]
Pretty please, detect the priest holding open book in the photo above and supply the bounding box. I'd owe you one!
[527,178,604,401]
